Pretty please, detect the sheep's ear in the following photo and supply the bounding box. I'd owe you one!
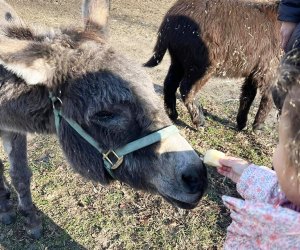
[82,0,110,35]
[0,38,54,85]
[0,0,24,27]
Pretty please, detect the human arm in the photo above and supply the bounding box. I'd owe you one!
[218,157,286,204]
[235,164,286,204]
[222,196,300,250]
[278,0,300,50]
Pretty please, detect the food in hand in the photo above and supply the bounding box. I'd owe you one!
[203,149,225,167]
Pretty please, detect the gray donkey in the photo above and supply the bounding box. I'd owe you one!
[0,0,207,239]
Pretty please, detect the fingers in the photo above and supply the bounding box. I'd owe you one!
[216,156,250,183]
[217,165,234,179]
[217,167,239,183]
[219,156,243,167]
[216,157,234,177]
[218,165,231,173]
[216,157,240,177]
[217,169,229,181]
[217,166,231,178]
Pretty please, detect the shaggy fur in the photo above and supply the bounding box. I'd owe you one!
[145,0,281,130]
[0,0,207,239]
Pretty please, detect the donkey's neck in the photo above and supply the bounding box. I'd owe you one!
[0,67,55,134]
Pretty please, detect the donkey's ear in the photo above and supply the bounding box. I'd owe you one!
[0,38,54,85]
[82,0,110,35]
[0,0,24,27]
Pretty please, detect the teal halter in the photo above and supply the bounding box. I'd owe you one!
[49,92,179,178]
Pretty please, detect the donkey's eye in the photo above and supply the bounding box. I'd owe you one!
[92,111,115,122]
[96,111,115,119]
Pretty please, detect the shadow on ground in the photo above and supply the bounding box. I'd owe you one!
[0,213,85,250]
[0,183,85,250]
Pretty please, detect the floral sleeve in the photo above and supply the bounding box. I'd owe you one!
[236,164,286,205]
[222,196,300,250]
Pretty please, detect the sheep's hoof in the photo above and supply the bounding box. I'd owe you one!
[252,123,264,132]
[167,109,178,121]
[0,211,16,225]
[236,119,248,131]
[193,118,205,128]
[236,125,246,131]
[199,115,206,127]
[236,115,247,131]
[191,110,205,128]
[26,224,43,239]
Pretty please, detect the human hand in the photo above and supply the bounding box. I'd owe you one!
[217,156,250,183]
[280,21,297,50]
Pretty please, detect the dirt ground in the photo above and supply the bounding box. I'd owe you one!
[0,0,279,249]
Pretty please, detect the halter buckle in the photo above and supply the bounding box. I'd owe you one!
[103,150,123,169]
[51,96,63,110]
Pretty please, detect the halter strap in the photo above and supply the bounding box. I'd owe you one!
[49,92,179,178]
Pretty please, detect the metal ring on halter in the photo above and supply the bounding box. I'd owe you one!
[103,150,124,170]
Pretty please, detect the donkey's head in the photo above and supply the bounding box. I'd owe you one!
[0,0,207,209]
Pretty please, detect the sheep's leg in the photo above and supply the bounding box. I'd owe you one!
[179,71,211,127]
[252,90,273,131]
[0,156,16,225]
[236,75,257,130]
[164,59,184,121]
[2,131,42,239]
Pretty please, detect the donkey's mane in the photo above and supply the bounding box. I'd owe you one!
[3,25,105,49]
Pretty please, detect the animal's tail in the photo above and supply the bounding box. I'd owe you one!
[144,31,168,67]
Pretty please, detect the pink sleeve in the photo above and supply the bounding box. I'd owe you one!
[236,164,286,204]
[222,196,300,249]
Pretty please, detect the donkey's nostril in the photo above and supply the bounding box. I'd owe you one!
[181,168,203,194]
[182,173,198,184]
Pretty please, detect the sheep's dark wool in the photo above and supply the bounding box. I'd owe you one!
[145,0,281,130]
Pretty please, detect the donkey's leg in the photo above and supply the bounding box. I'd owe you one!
[164,59,184,121]
[252,88,273,131]
[179,70,212,127]
[0,157,16,225]
[2,131,42,239]
[236,74,257,130]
